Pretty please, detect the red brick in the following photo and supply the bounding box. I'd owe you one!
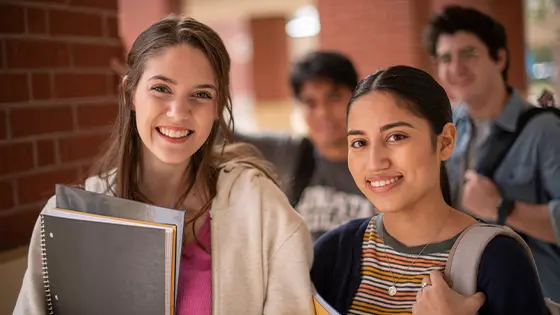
[49,10,103,37]
[0,142,34,176]
[0,73,29,103]
[17,167,79,204]
[27,7,48,34]
[0,206,41,250]
[11,106,74,138]
[0,180,14,211]
[31,73,52,100]
[58,133,108,162]
[54,73,107,99]
[71,0,118,10]
[5,39,70,69]
[0,41,4,69]
[107,73,120,96]
[0,4,25,34]
[72,43,122,68]
[36,139,56,167]
[106,16,119,38]
[76,102,118,129]
[0,110,6,140]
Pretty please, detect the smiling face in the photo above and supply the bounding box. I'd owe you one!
[132,44,218,168]
[434,31,506,106]
[346,91,455,213]
[299,79,351,153]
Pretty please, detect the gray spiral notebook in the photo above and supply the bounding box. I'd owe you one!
[41,208,177,315]
[54,184,185,303]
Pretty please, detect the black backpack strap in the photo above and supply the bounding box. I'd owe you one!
[476,107,560,179]
[288,137,316,207]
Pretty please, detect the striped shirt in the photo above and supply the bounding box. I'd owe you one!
[348,215,459,315]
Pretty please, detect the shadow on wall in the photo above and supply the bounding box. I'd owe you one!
[0,247,27,314]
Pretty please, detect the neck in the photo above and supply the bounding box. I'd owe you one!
[317,141,348,162]
[382,188,452,247]
[467,83,509,121]
[138,149,190,209]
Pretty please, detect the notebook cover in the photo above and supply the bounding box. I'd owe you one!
[55,184,185,302]
[42,214,172,315]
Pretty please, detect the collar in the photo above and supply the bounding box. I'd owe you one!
[454,88,531,132]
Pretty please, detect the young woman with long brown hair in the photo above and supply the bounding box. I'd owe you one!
[14,15,314,315]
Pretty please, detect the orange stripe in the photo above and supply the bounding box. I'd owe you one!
[350,300,412,314]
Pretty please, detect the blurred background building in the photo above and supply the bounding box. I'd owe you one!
[0,0,559,312]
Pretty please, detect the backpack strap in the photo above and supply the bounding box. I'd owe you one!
[288,137,316,207]
[444,223,536,296]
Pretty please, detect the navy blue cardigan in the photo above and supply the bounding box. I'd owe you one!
[310,217,549,315]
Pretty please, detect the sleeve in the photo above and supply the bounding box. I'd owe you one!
[310,227,341,301]
[264,221,316,315]
[255,175,316,315]
[476,236,549,315]
[537,117,560,244]
[12,196,56,315]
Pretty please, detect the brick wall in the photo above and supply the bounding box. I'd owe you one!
[317,0,432,79]
[0,0,122,250]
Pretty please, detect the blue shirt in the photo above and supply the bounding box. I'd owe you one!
[447,89,560,301]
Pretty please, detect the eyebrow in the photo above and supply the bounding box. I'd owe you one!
[347,121,414,136]
[148,75,217,91]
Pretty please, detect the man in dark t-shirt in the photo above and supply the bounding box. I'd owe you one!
[235,51,374,241]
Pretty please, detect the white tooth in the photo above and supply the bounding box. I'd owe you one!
[384,180,390,185]
[162,128,170,136]
[171,130,178,138]
[390,178,396,183]
[374,182,380,187]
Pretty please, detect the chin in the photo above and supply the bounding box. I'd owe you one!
[152,149,195,166]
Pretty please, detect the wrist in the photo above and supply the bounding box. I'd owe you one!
[496,198,515,225]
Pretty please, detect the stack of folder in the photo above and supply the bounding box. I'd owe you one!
[40,185,185,315]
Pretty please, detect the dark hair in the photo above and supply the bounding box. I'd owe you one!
[425,5,509,82]
[347,65,453,205]
[290,51,359,98]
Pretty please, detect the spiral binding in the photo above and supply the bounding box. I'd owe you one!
[40,215,54,315]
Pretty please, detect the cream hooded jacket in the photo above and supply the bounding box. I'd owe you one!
[13,162,315,315]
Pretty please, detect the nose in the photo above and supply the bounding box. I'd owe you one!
[448,57,468,77]
[166,98,191,120]
[366,141,390,171]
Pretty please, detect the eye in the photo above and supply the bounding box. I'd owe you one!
[193,91,212,99]
[350,139,367,148]
[387,133,408,142]
[151,85,170,93]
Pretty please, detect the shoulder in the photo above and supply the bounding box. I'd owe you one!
[314,217,371,254]
[477,235,548,314]
[519,107,560,142]
[84,168,116,195]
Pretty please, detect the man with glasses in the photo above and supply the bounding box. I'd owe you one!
[426,6,560,301]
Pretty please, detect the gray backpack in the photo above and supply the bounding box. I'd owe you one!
[444,223,560,315]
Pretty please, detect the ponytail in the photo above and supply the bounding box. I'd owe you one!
[440,161,452,206]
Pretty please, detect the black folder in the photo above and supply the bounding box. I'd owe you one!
[41,209,177,315]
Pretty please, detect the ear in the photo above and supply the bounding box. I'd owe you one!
[496,48,508,74]
[438,122,456,161]
[122,75,134,111]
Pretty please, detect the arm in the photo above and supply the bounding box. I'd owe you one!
[506,202,556,244]
[254,174,315,315]
[506,119,560,244]
[310,228,340,304]
[12,197,56,315]
[264,220,316,315]
[476,236,549,315]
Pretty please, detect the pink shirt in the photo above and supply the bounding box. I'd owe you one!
[176,215,211,315]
